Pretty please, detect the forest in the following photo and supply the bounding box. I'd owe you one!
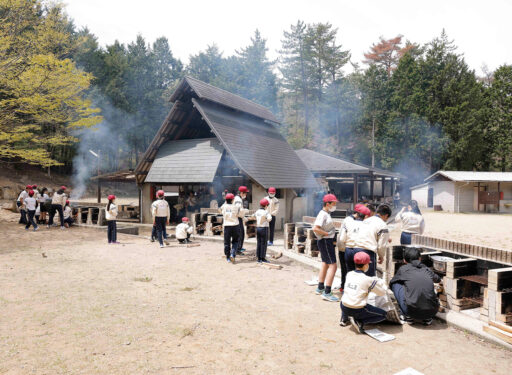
[1,0,511,185]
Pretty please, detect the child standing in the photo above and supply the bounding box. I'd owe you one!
[251,199,273,263]
[340,252,388,332]
[24,190,39,231]
[48,186,67,229]
[63,200,74,228]
[38,188,49,224]
[176,217,193,243]
[17,185,31,224]
[219,193,240,263]
[106,194,119,244]
[151,190,170,248]
[264,187,279,246]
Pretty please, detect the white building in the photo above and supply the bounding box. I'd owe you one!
[410,171,512,213]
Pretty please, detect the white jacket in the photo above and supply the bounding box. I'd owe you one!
[264,196,279,216]
[17,190,28,202]
[397,209,425,234]
[337,215,364,250]
[253,208,272,227]
[151,199,170,219]
[63,206,72,219]
[25,197,37,211]
[220,203,240,226]
[176,223,193,239]
[342,270,388,309]
[234,195,247,218]
[51,192,66,206]
[38,193,49,204]
[354,215,389,259]
[106,203,118,220]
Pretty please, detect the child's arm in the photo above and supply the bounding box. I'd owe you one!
[337,223,348,251]
[368,277,388,296]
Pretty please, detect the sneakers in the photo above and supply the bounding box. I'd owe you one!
[257,260,262,264]
[33,227,39,232]
[315,287,325,295]
[229,255,235,264]
[349,317,365,334]
[267,241,273,246]
[422,318,433,326]
[322,292,339,302]
[400,315,414,325]
[47,225,50,229]
[164,240,170,245]
[25,227,29,231]
[159,244,164,248]
[261,259,270,263]
[60,226,65,230]
[227,258,231,263]
[150,237,155,242]
[339,318,349,327]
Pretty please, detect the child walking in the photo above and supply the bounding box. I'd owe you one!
[251,199,273,263]
[106,194,119,244]
[24,190,39,231]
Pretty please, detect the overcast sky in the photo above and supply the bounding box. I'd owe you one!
[64,0,512,75]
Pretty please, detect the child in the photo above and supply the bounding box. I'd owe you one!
[17,185,31,224]
[151,190,170,248]
[251,199,273,263]
[63,200,74,228]
[48,186,67,229]
[35,204,41,224]
[38,188,49,224]
[24,190,39,231]
[219,193,240,263]
[396,200,425,245]
[264,187,279,246]
[176,217,193,243]
[340,251,388,332]
[105,194,119,244]
[234,186,249,253]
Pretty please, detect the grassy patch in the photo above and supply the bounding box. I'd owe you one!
[134,277,152,282]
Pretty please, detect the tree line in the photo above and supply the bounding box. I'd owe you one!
[1,0,511,182]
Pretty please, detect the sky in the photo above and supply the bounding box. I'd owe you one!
[64,0,512,75]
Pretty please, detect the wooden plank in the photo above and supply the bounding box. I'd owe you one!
[483,325,512,344]
[489,320,512,334]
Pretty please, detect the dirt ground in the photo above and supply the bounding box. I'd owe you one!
[1,221,511,375]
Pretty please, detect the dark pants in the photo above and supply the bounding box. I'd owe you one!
[341,304,387,326]
[237,217,245,250]
[394,199,400,208]
[107,220,117,243]
[224,225,239,258]
[391,283,408,317]
[346,248,376,276]
[269,215,276,243]
[178,233,191,243]
[400,232,412,245]
[64,217,73,226]
[256,227,268,260]
[18,202,27,224]
[155,216,167,245]
[338,250,348,288]
[26,210,37,229]
[49,204,64,227]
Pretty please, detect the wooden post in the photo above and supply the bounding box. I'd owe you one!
[370,172,374,201]
[498,181,501,212]
[477,182,480,212]
[381,177,385,199]
[353,174,359,204]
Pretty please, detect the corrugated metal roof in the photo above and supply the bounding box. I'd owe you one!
[295,149,402,178]
[145,138,223,183]
[425,171,512,182]
[193,99,318,189]
[169,76,278,123]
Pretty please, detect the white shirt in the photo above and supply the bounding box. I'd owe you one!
[342,270,388,309]
[220,203,240,226]
[38,193,49,204]
[397,209,425,234]
[25,197,37,211]
[354,215,389,258]
[253,208,272,227]
[233,195,247,218]
[314,209,335,239]
[176,223,193,239]
[35,205,40,215]
[264,196,279,216]
[337,215,364,250]
[151,199,170,219]
[17,190,28,202]
[51,192,66,206]
[105,203,118,220]
[63,206,72,219]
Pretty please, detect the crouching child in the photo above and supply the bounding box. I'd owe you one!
[340,251,388,333]
[389,247,440,325]
[251,199,273,263]
[176,217,193,243]
[63,200,74,228]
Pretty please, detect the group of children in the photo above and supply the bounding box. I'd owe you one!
[312,193,437,333]
[17,184,74,231]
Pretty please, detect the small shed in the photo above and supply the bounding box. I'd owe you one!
[410,171,512,213]
[134,77,318,227]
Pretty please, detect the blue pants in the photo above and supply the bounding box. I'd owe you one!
[346,248,376,276]
[237,218,245,250]
[18,201,27,224]
[224,225,239,258]
[107,220,117,243]
[400,232,412,245]
[341,303,387,326]
[339,250,347,288]
[391,283,408,317]
[26,210,38,229]
[256,227,268,260]
[268,215,276,243]
[155,216,167,245]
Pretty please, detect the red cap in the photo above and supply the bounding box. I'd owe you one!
[354,204,371,216]
[108,194,116,201]
[268,187,276,194]
[322,194,338,203]
[238,186,249,193]
[26,185,32,189]
[182,217,189,222]
[156,190,165,197]
[28,190,34,197]
[66,200,70,205]
[32,184,37,188]
[259,198,269,206]
[60,186,67,190]
[354,251,371,265]
[225,193,235,200]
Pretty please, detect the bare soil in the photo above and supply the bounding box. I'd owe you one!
[0,221,510,374]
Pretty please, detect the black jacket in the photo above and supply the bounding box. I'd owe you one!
[390,260,441,320]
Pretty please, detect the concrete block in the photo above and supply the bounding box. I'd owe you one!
[86,208,93,225]
[488,289,497,321]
